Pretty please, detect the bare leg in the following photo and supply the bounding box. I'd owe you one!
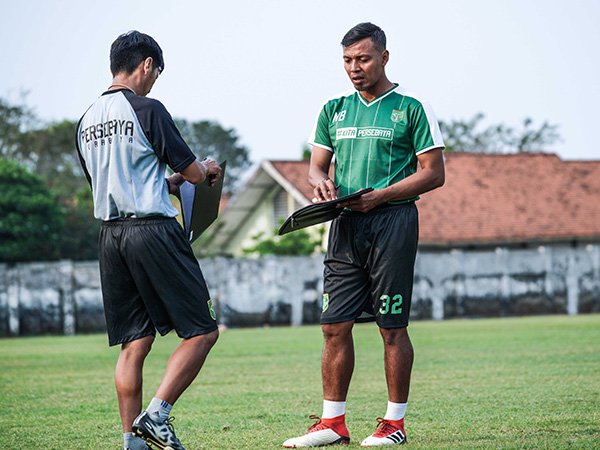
[155,329,219,405]
[115,335,155,432]
[379,327,414,403]
[321,321,355,401]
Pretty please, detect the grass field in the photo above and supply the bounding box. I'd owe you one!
[1,314,599,449]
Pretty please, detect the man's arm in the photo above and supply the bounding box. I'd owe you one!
[309,146,338,201]
[165,158,222,195]
[341,148,445,213]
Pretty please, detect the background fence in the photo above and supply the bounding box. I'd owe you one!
[1,243,599,337]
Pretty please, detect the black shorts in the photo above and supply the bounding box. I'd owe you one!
[322,203,418,329]
[99,217,218,346]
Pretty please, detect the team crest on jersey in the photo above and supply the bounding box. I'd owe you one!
[207,299,217,320]
[391,109,406,123]
[322,293,330,312]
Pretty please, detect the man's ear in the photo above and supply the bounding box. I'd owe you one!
[382,50,389,66]
[143,57,154,74]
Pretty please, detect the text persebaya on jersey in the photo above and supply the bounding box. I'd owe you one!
[80,119,135,144]
[336,127,394,140]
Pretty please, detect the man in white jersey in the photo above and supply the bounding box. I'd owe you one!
[283,23,445,447]
[76,31,222,450]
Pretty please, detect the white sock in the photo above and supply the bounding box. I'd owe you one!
[322,400,346,419]
[384,401,407,421]
[146,397,172,423]
[123,432,147,450]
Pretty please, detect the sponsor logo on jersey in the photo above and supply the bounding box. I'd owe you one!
[391,109,406,123]
[336,127,393,141]
[336,127,357,139]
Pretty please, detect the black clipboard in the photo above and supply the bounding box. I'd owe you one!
[278,187,373,236]
[177,161,226,243]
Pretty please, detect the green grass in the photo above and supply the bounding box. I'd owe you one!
[1,315,599,449]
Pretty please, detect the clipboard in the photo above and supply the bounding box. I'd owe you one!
[278,187,373,236]
[178,161,226,243]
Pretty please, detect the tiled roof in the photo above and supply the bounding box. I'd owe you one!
[269,160,334,201]
[268,153,600,246]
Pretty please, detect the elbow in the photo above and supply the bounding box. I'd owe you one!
[431,170,445,190]
[436,171,445,188]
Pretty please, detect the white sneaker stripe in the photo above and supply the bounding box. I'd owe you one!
[283,428,343,447]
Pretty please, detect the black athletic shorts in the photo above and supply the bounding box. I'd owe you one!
[99,216,218,346]
[322,202,418,329]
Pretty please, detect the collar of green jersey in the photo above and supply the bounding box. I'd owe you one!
[357,83,399,107]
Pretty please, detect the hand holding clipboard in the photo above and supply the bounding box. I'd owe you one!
[278,188,373,236]
[177,161,227,243]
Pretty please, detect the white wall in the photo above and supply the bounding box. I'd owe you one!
[1,243,599,336]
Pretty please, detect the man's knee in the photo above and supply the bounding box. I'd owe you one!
[185,328,219,348]
[322,321,354,342]
[204,328,219,347]
[379,327,411,347]
[121,335,155,358]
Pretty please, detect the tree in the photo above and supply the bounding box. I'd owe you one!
[174,119,252,194]
[0,98,89,197]
[58,188,100,261]
[22,120,84,192]
[0,96,37,160]
[0,97,82,183]
[0,97,98,260]
[12,117,97,260]
[439,113,561,153]
[22,120,98,252]
[242,225,325,256]
[0,158,64,262]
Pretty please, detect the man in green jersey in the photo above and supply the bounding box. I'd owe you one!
[283,23,445,448]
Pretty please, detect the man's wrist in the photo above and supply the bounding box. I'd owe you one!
[168,173,184,185]
[198,160,208,180]
[312,175,330,188]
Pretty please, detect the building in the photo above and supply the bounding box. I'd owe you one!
[207,153,600,255]
[205,160,331,256]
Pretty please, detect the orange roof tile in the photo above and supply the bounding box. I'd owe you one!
[269,160,334,200]
[268,153,600,246]
[419,152,600,245]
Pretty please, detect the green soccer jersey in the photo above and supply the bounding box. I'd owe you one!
[309,84,444,201]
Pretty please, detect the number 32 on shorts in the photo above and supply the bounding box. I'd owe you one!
[379,294,403,315]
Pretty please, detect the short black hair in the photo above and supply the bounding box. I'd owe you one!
[341,22,386,50]
[110,30,164,76]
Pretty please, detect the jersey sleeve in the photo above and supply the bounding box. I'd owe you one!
[308,103,333,152]
[125,93,197,173]
[409,100,445,155]
[74,113,92,188]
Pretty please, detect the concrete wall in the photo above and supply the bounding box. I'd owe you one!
[0,261,104,337]
[1,243,599,337]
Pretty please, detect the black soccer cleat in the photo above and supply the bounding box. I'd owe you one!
[132,411,186,450]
